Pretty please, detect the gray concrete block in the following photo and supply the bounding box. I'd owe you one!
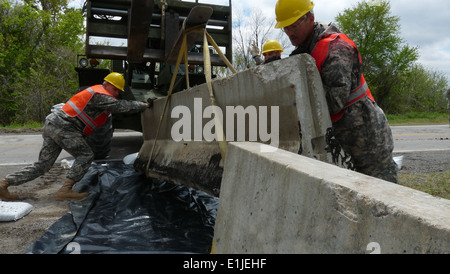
[136,54,332,196]
[212,142,450,254]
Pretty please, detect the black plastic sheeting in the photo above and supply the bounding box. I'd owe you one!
[26,161,219,254]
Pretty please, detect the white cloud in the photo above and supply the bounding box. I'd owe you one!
[389,0,450,82]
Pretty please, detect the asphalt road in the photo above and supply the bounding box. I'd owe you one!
[391,124,449,153]
[0,130,143,166]
[0,124,448,167]
[390,124,449,174]
[0,130,144,180]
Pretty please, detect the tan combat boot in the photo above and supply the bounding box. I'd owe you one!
[56,178,88,201]
[0,179,19,201]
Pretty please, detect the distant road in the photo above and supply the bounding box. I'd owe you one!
[0,130,143,166]
[391,124,450,153]
[0,125,448,166]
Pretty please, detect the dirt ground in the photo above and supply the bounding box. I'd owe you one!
[0,165,70,254]
[0,128,143,254]
[0,129,448,254]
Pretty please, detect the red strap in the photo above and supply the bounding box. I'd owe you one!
[311,33,375,122]
[311,33,340,73]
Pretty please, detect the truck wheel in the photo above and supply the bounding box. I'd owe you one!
[87,115,113,160]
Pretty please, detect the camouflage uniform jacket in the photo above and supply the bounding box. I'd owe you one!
[291,22,398,183]
[447,87,450,108]
[254,55,282,66]
[253,55,265,66]
[447,87,450,122]
[48,90,148,134]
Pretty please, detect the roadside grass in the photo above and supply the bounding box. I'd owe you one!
[399,172,450,200]
[387,112,448,125]
[0,121,43,130]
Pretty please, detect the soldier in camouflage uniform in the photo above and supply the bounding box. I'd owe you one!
[275,0,398,183]
[250,40,284,65]
[447,87,450,127]
[0,72,150,201]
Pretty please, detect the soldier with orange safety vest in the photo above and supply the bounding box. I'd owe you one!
[250,40,284,65]
[275,0,398,183]
[0,72,151,201]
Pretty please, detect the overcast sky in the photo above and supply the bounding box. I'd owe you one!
[70,0,450,84]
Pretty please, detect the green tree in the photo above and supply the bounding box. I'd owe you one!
[0,0,40,124]
[0,0,84,125]
[335,0,419,112]
[394,63,448,113]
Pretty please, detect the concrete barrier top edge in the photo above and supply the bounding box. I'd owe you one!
[226,142,450,226]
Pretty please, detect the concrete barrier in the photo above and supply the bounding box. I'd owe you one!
[135,54,332,196]
[212,142,450,254]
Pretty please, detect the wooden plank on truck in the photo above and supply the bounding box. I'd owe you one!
[165,6,213,65]
[127,0,154,63]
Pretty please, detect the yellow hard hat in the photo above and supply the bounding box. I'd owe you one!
[275,0,315,29]
[262,40,284,54]
[104,72,125,91]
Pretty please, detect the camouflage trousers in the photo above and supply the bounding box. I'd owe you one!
[6,120,94,186]
[333,103,399,184]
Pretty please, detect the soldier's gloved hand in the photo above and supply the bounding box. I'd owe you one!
[249,41,260,58]
[146,97,157,108]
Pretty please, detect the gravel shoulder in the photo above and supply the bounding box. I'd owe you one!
[394,151,450,175]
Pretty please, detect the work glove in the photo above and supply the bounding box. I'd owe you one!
[147,97,157,108]
[249,41,260,58]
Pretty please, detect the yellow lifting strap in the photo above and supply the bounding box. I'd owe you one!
[145,25,236,177]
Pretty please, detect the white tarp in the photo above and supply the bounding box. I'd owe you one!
[394,156,404,170]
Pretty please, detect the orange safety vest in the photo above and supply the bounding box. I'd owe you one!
[62,85,114,136]
[311,33,375,122]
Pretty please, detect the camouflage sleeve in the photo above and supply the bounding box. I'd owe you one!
[90,94,147,114]
[320,38,361,115]
[447,88,450,111]
[253,55,264,65]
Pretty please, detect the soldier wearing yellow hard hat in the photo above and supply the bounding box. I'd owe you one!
[275,0,315,48]
[0,72,151,202]
[274,0,399,184]
[250,40,284,65]
[275,0,314,29]
[104,72,126,92]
